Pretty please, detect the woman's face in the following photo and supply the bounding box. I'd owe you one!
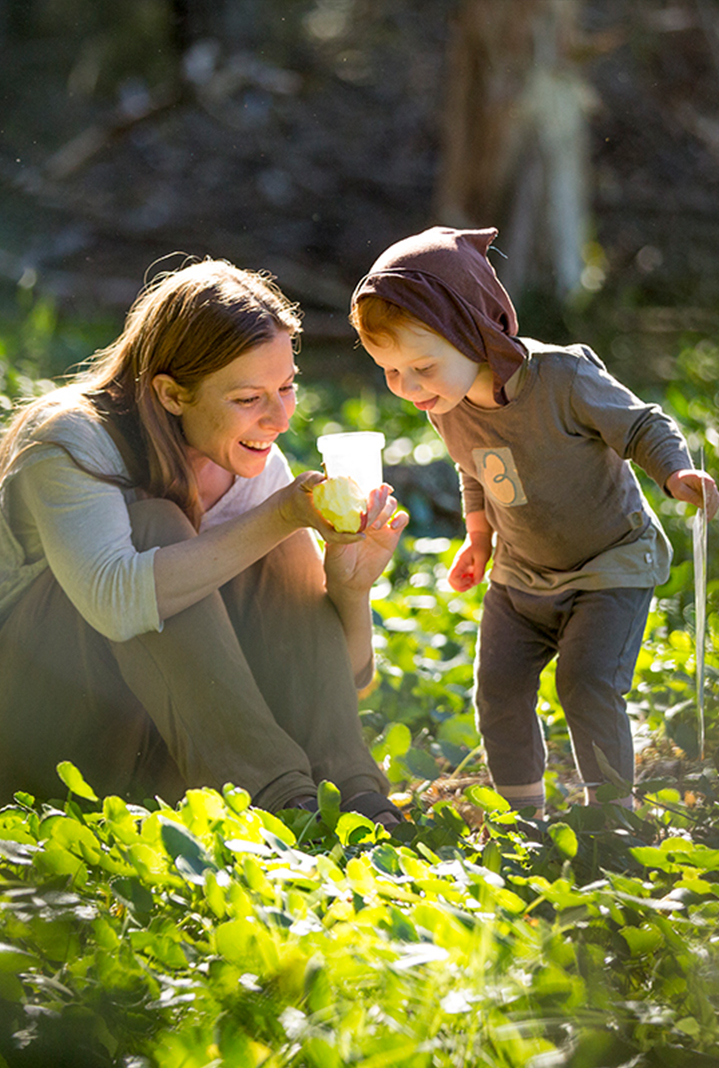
[155,330,298,479]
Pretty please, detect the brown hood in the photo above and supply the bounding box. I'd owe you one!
[351,226,526,404]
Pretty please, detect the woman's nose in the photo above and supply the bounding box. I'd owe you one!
[262,393,291,430]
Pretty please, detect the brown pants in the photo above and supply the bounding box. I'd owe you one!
[0,499,386,810]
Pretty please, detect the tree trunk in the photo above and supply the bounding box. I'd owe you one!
[437,0,591,300]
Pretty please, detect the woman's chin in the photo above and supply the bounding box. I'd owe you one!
[233,450,270,478]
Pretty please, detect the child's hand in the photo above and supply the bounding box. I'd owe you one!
[666,469,719,520]
[448,532,492,592]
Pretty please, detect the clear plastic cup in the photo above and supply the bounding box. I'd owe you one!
[317,431,385,497]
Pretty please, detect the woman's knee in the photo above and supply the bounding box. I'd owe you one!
[128,498,196,551]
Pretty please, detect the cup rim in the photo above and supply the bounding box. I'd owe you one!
[317,431,385,450]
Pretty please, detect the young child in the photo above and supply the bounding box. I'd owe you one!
[350,226,719,815]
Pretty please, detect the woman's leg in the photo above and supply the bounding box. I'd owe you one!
[0,564,185,805]
[220,527,388,806]
[554,586,653,801]
[0,500,327,808]
[109,500,329,810]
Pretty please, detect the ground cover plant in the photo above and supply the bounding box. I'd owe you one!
[1,300,719,1065]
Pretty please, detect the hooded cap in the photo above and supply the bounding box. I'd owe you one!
[351,226,526,404]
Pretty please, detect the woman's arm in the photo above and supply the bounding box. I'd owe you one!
[14,452,366,639]
[323,487,409,684]
[12,453,162,640]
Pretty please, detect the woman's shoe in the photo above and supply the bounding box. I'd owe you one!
[341,791,403,829]
[286,796,319,812]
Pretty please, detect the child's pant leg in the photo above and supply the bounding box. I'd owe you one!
[475,581,652,799]
[474,582,555,787]
[554,586,653,790]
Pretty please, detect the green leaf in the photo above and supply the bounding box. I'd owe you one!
[591,744,632,793]
[464,784,511,813]
[0,839,37,865]
[318,780,341,832]
[595,781,629,802]
[399,747,440,781]
[371,721,412,762]
[110,875,154,917]
[56,761,98,801]
[223,783,251,814]
[0,942,38,973]
[548,822,578,859]
[620,922,664,956]
[160,819,216,882]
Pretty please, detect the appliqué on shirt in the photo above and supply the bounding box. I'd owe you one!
[472,447,527,507]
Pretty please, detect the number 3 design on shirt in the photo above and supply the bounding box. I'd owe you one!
[472,447,527,507]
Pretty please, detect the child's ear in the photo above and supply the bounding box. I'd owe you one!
[152,374,190,416]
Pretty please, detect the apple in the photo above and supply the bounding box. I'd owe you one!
[312,475,367,533]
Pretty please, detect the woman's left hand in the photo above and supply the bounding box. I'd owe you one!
[323,484,409,594]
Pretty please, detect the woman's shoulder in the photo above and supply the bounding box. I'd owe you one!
[9,390,127,478]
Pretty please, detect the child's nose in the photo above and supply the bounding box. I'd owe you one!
[400,372,422,397]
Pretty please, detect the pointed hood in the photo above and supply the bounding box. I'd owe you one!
[351,226,526,404]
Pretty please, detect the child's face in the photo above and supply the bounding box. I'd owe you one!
[361,321,492,414]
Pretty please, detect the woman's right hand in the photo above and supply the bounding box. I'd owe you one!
[277,472,369,543]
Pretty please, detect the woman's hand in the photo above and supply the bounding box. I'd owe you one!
[323,484,409,596]
[277,471,371,543]
[666,468,719,520]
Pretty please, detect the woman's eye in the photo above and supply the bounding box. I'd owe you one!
[234,396,259,406]
[280,383,298,396]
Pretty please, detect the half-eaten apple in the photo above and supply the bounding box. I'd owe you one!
[312,475,367,533]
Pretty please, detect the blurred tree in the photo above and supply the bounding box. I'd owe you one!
[437,0,594,301]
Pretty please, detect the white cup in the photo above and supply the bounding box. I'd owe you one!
[317,431,386,497]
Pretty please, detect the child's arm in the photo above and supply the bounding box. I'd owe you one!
[448,510,493,592]
[666,468,719,520]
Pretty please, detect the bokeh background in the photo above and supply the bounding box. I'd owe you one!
[1,0,718,414]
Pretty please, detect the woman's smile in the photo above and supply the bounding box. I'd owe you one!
[159,329,298,482]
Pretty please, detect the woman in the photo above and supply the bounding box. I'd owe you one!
[0,259,408,824]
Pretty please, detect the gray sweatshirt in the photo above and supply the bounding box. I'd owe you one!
[430,339,692,593]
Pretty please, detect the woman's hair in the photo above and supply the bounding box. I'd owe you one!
[0,259,302,525]
[349,294,426,347]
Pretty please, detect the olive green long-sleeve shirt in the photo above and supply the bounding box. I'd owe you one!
[430,339,692,593]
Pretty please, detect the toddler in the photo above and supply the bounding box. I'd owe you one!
[350,226,718,814]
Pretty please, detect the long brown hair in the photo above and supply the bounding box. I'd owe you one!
[0,259,302,526]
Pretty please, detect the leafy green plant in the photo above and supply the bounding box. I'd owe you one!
[2,306,719,1065]
[2,763,719,1066]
